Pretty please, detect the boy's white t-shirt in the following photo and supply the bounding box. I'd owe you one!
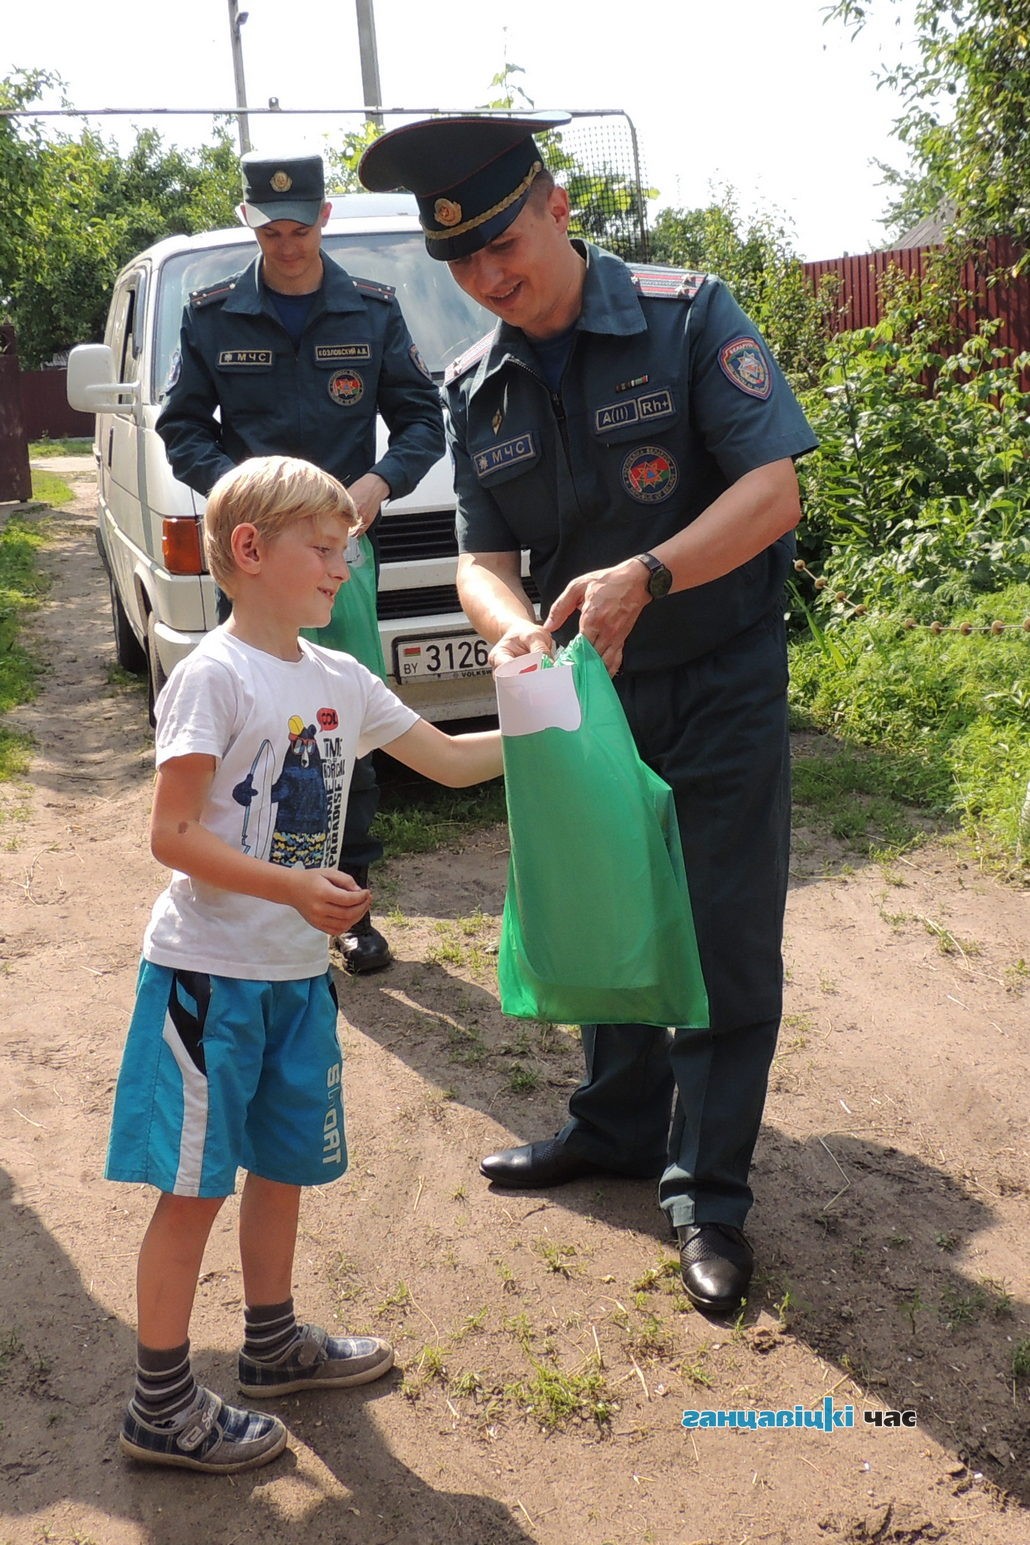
[143,627,418,981]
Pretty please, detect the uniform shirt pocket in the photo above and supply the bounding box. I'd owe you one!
[591,386,678,445]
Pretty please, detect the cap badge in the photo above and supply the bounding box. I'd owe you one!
[271,171,293,192]
[434,197,463,228]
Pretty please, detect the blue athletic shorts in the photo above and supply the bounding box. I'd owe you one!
[105,962,346,1197]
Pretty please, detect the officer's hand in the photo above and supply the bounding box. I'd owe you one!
[286,868,372,935]
[347,472,391,535]
[544,560,650,676]
[488,621,555,672]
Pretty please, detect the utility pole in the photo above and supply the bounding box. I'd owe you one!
[354,0,383,128]
[227,0,251,154]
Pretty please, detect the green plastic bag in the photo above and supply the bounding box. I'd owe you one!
[301,532,386,679]
[496,634,709,1028]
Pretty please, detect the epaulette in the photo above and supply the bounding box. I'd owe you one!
[630,266,707,301]
[189,277,239,308]
[352,275,396,302]
[444,329,495,387]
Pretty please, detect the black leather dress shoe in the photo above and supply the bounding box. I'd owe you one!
[338,911,393,974]
[677,1223,754,1315]
[480,1138,605,1188]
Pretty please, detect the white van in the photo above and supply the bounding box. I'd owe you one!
[66,192,510,721]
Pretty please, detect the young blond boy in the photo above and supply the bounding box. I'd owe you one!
[106,455,502,1473]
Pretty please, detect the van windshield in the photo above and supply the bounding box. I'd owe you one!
[153,231,491,399]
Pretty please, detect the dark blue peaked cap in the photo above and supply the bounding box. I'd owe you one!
[358,112,570,260]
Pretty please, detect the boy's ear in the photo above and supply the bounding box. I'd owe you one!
[230,522,263,573]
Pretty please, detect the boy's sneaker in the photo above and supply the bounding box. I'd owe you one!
[119,1386,287,1473]
[239,1323,394,1396]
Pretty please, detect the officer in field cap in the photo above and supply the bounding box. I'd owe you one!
[358,112,570,260]
[157,149,444,975]
[363,113,820,1320]
[238,151,328,227]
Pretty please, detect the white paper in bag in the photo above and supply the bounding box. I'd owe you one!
[494,652,583,738]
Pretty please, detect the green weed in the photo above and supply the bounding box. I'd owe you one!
[505,1356,614,1432]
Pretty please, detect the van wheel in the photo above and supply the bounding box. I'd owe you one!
[146,611,169,727]
[109,573,147,675]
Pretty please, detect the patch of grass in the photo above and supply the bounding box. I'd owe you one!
[1012,1339,1030,1381]
[939,1277,1013,1328]
[377,1280,412,1315]
[536,1239,576,1277]
[28,468,74,506]
[789,586,1030,869]
[631,1257,679,1294]
[507,1061,540,1094]
[374,778,506,856]
[506,1355,614,1432]
[28,437,92,458]
[0,514,49,782]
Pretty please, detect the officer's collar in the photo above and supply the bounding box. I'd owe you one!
[573,241,648,338]
[224,253,366,315]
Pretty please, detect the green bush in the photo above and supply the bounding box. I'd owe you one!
[789,584,1030,865]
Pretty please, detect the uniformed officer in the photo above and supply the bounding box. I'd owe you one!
[360,115,819,1314]
[158,152,445,973]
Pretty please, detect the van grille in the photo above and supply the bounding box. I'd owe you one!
[378,585,462,620]
[378,509,457,562]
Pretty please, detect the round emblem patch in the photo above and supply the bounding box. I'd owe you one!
[719,337,772,399]
[621,446,679,504]
[271,170,293,192]
[328,369,364,406]
[434,197,463,228]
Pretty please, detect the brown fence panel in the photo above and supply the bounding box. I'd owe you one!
[0,326,32,503]
[803,238,1030,373]
[19,368,95,442]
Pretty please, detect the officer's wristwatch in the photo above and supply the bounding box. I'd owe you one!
[633,551,673,600]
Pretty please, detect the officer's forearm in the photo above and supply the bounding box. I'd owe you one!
[456,552,537,645]
[651,459,801,593]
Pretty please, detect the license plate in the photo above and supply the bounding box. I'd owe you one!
[393,631,492,681]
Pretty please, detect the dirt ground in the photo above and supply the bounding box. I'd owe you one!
[0,477,1027,1545]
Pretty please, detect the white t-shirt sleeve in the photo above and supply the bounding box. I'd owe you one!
[155,653,241,766]
[355,669,420,758]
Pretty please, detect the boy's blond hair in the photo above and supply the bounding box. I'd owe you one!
[203,455,358,594]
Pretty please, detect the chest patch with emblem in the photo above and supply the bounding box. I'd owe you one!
[595,388,674,434]
[217,349,273,367]
[315,343,372,362]
[719,337,772,399]
[328,370,364,406]
[621,446,679,504]
[474,433,537,477]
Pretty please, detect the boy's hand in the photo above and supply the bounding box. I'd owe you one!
[287,868,372,935]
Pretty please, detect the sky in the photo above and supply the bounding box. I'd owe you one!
[3,0,919,261]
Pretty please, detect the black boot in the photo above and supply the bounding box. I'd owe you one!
[337,866,393,974]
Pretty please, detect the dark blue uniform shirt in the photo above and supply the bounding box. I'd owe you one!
[157,251,444,514]
[445,241,818,670]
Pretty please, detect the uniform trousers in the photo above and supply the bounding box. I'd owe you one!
[556,611,792,1231]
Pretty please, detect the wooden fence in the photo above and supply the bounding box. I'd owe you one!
[802,237,1029,369]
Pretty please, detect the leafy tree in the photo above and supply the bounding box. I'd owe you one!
[650,190,834,386]
[829,0,1030,252]
[1,70,238,366]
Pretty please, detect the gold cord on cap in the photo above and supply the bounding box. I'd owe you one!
[425,161,543,241]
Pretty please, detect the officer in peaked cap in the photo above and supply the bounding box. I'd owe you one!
[363,114,819,1317]
[157,150,445,975]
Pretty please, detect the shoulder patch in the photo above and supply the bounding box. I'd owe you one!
[444,328,496,387]
[189,276,240,309]
[351,275,396,302]
[630,266,707,302]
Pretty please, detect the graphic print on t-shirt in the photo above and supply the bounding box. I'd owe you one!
[232,709,348,869]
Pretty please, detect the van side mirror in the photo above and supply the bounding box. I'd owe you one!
[67,344,141,417]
